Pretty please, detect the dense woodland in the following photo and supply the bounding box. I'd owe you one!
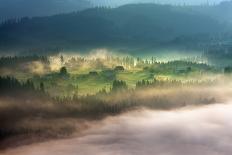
[0,72,218,144]
[0,54,229,149]
[0,55,49,67]
[0,3,232,52]
[1,1,232,153]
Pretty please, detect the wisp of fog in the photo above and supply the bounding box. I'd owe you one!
[2,103,232,155]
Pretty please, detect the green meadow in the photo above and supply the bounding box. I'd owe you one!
[10,56,220,97]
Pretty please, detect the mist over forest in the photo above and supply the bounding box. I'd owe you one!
[1,1,232,155]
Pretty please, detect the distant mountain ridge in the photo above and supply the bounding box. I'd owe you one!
[185,0,232,24]
[0,3,232,53]
[0,0,92,22]
[0,0,231,22]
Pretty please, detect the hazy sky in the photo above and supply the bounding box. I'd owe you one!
[91,0,227,6]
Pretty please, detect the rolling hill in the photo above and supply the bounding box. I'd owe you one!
[0,3,231,54]
[0,0,92,22]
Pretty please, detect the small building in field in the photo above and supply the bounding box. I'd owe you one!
[114,66,125,71]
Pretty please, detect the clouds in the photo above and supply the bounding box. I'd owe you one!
[2,103,232,155]
[78,104,232,155]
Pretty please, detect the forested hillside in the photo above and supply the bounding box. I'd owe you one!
[0,0,92,22]
[0,3,232,53]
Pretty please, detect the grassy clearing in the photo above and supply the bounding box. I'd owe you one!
[0,55,223,96]
[116,71,154,87]
[28,67,222,97]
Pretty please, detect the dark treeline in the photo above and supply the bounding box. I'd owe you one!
[65,55,135,70]
[0,54,214,72]
[139,59,210,66]
[0,76,46,96]
[224,66,232,73]
[0,76,217,143]
[140,60,215,75]
[111,80,128,92]
[136,78,215,89]
[0,55,49,67]
[53,95,134,117]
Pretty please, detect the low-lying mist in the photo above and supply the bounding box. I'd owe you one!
[77,103,232,155]
[2,102,232,155]
[0,85,227,149]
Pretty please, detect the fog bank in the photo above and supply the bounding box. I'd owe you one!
[2,103,232,155]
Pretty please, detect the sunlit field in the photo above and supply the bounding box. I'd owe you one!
[1,50,232,152]
[1,0,232,154]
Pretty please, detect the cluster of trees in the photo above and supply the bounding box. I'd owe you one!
[59,66,69,76]
[136,58,210,70]
[0,78,218,143]
[136,79,182,89]
[111,80,128,92]
[64,55,135,70]
[53,94,135,116]
[50,77,216,119]
[136,57,157,67]
[63,55,212,73]
[136,80,153,88]
[142,60,213,74]
[136,78,215,89]
[224,66,232,73]
[0,76,46,96]
[0,55,49,67]
[0,54,214,76]
[118,57,135,69]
